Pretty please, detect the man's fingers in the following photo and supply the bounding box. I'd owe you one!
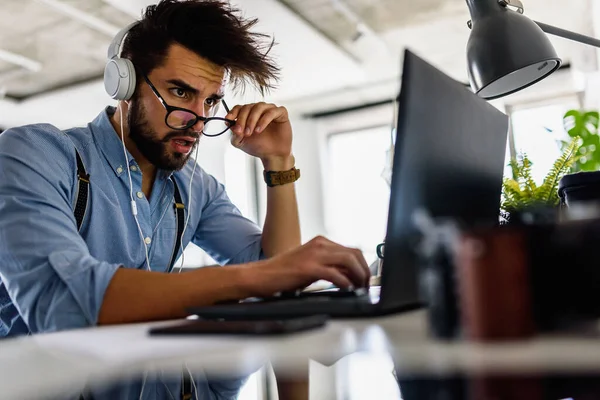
[231,104,255,136]
[351,248,371,287]
[225,104,241,124]
[308,236,369,287]
[225,102,290,137]
[322,251,368,288]
[254,108,282,134]
[316,267,353,290]
[244,103,274,135]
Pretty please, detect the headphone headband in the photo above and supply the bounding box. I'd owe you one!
[107,21,140,60]
[104,21,140,100]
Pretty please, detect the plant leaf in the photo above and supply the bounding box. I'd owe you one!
[538,137,580,204]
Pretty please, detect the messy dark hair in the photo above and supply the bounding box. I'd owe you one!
[121,0,279,95]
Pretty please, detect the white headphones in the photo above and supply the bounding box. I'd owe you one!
[104,21,140,100]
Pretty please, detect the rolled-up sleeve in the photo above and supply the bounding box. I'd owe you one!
[192,170,264,266]
[0,126,120,333]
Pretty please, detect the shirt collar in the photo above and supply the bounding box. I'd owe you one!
[90,106,174,180]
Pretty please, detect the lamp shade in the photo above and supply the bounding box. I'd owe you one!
[466,0,562,99]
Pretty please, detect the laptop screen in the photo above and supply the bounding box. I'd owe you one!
[379,49,509,310]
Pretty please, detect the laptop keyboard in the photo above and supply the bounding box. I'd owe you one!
[296,287,369,298]
[239,287,370,304]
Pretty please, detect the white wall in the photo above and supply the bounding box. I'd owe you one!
[0,80,109,129]
[261,114,327,242]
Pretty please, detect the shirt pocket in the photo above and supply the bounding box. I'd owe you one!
[151,226,178,272]
[151,206,180,271]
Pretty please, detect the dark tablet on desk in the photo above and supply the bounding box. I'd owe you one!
[148,315,329,336]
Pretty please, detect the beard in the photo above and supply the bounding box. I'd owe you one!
[127,99,199,171]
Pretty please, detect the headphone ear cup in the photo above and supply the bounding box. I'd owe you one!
[104,58,137,101]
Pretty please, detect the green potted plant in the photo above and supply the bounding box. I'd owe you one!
[555,109,600,208]
[562,109,600,172]
[501,137,580,223]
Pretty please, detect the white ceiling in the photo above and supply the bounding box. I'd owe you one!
[0,0,132,99]
[0,0,598,128]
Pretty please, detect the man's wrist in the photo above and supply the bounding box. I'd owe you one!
[226,262,259,299]
[232,260,271,297]
[261,155,295,171]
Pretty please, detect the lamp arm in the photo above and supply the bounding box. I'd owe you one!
[534,21,600,49]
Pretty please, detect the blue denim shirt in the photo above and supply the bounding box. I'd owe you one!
[0,107,263,399]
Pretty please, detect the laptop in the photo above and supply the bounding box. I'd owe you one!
[188,49,509,320]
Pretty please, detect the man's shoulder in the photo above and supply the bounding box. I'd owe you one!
[1,121,95,151]
[0,123,83,172]
[1,123,74,149]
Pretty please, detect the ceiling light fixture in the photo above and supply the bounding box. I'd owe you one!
[466,0,600,99]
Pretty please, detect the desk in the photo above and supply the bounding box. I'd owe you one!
[3,310,600,399]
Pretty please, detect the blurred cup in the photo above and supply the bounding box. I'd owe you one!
[375,242,384,278]
[376,242,384,259]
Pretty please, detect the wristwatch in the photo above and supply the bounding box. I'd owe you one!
[263,167,301,187]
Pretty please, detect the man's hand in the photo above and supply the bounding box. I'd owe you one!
[243,236,371,298]
[226,102,293,169]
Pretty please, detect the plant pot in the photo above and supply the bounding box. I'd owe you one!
[558,171,600,206]
[501,206,559,226]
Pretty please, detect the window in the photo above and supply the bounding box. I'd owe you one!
[324,125,392,263]
[223,145,259,224]
[506,96,581,183]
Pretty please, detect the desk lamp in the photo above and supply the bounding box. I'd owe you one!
[466,0,600,99]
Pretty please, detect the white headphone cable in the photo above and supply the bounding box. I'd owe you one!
[119,101,151,271]
[186,362,200,400]
[138,371,148,400]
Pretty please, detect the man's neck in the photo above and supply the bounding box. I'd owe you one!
[110,104,157,198]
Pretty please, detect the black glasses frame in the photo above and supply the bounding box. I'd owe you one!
[143,74,236,137]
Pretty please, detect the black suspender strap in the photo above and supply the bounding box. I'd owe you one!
[74,148,91,400]
[172,180,191,399]
[181,367,193,400]
[74,150,90,232]
[168,178,186,272]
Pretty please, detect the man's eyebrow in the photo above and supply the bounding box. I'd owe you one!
[166,79,199,95]
[166,79,224,99]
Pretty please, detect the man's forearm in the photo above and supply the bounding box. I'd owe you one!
[261,155,302,257]
[97,265,254,325]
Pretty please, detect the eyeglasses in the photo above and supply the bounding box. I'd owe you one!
[143,74,236,137]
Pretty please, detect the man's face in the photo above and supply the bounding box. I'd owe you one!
[128,43,227,171]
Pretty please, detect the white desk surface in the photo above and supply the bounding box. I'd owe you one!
[3,310,600,400]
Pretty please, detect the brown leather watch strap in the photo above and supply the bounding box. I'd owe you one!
[263,167,301,187]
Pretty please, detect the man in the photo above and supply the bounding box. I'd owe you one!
[0,0,369,398]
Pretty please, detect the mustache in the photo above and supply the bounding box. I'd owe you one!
[162,131,200,142]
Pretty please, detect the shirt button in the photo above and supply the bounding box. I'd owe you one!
[130,166,138,172]
[116,166,123,174]
[144,237,152,245]
[136,192,144,199]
